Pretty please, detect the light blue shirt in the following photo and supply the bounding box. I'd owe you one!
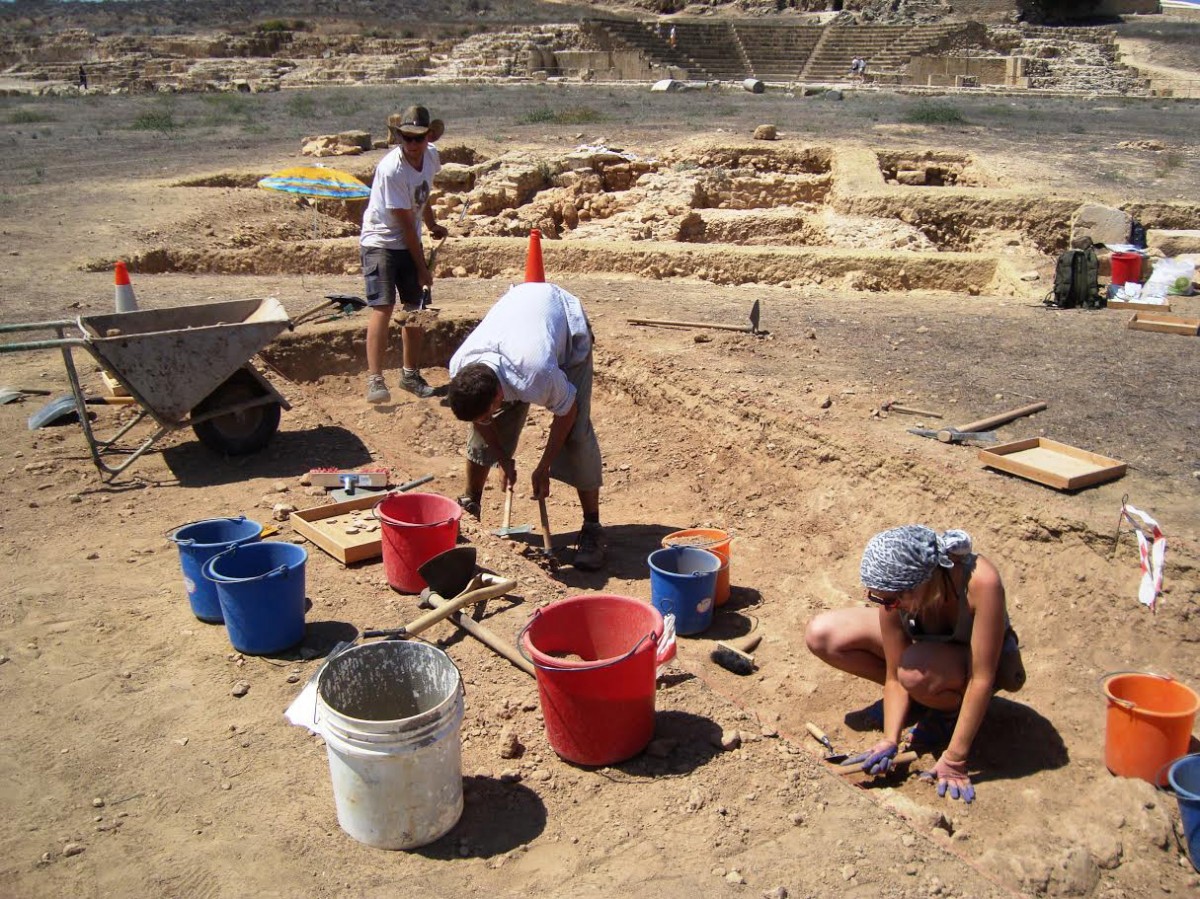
[449,283,592,416]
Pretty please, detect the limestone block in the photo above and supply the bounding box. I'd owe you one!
[336,130,372,152]
[1146,229,1200,257]
[1070,204,1131,249]
[436,163,475,191]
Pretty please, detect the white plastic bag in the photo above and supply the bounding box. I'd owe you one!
[1143,258,1196,300]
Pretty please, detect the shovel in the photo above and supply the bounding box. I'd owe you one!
[416,545,477,600]
[491,486,533,539]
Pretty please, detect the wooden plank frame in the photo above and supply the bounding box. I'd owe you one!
[290,494,385,565]
[1127,311,1200,336]
[1106,299,1171,313]
[978,438,1126,491]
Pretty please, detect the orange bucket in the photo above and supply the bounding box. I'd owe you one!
[1103,672,1200,786]
[661,528,732,606]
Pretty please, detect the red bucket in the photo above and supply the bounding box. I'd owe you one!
[520,595,674,766]
[1110,252,1143,287]
[373,493,462,593]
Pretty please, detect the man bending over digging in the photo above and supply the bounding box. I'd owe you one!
[446,282,606,571]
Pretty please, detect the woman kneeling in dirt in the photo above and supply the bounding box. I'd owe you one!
[804,525,1025,803]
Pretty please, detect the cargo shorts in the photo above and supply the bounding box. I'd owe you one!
[361,246,423,311]
[465,351,603,491]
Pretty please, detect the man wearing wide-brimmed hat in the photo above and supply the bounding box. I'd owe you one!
[360,104,447,403]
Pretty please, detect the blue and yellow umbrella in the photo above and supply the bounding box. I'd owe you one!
[257,165,371,200]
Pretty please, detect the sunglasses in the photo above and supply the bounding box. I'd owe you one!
[400,132,428,144]
[865,589,902,609]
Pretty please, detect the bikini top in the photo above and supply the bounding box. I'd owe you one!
[899,554,977,645]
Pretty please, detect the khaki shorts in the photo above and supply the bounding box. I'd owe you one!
[465,351,603,491]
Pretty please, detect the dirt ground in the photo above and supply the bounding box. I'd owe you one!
[1,78,1199,899]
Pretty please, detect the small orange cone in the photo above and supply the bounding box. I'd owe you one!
[524,229,545,283]
[114,261,138,313]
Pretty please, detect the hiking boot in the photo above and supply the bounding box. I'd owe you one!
[456,495,481,521]
[399,369,435,399]
[365,374,390,404]
[574,522,607,571]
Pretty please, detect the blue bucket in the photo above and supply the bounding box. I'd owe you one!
[647,546,721,636]
[1168,753,1200,872]
[203,542,307,655]
[168,517,263,623]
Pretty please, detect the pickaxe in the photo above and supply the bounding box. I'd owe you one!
[626,299,767,337]
[909,402,1046,445]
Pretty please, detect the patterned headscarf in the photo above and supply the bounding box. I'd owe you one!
[860,525,973,592]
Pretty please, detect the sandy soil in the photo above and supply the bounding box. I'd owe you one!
[1,79,1199,899]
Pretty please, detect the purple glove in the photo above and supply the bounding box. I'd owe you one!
[861,740,898,776]
[920,753,975,803]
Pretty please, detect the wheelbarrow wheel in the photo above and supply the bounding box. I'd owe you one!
[191,371,281,456]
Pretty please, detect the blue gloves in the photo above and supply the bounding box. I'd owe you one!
[920,753,975,803]
[860,740,898,776]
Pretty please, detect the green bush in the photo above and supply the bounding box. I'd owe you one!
[200,92,253,124]
[257,19,306,33]
[903,102,967,126]
[130,109,179,133]
[286,94,318,119]
[520,106,602,126]
[9,109,56,124]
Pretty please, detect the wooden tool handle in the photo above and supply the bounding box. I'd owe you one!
[805,722,830,744]
[955,402,1046,434]
[537,496,553,552]
[889,405,942,418]
[424,591,535,676]
[835,750,918,775]
[501,487,513,531]
[402,577,516,638]
[627,317,751,333]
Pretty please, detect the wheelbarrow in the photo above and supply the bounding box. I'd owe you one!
[0,297,292,481]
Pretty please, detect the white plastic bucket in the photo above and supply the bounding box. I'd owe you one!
[316,641,465,850]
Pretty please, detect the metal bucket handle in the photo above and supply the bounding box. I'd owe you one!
[516,608,662,673]
[166,515,251,546]
[200,544,292,584]
[1099,669,1175,711]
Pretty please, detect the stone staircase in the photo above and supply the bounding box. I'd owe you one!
[731,22,823,82]
[800,24,979,82]
[583,17,706,78]
[588,17,982,85]
[671,21,748,80]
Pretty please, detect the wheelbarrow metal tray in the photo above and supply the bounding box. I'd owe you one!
[80,298,290,425]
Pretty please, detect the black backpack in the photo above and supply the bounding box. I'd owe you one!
[1045,244,1104,309]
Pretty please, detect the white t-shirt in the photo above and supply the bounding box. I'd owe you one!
[360,144,441,249]
[449,282,592,417]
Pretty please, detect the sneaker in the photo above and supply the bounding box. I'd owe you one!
[456,495,481,520]
[399,369,435,399]
[907,709,959,751]
[574,522,607,571]
[365,374,390,404]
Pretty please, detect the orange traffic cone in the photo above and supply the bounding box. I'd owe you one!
[114,261,138,313]
[524,229,545,283]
